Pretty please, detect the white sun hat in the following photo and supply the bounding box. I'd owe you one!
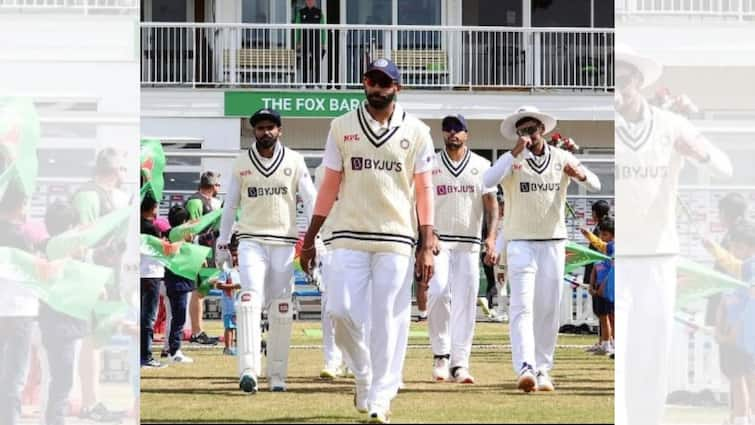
[615,43,663,89]
[499,105,557,141]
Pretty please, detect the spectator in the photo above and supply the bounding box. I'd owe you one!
[585,217,615,356]
[0,182,37,425]
[581,200,611,352]
[140,194,167,369]
[217,233,241,356]
[162,205,195,364]
[186,171,222,346]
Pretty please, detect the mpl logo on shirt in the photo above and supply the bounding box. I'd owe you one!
[248,186,289,197]
[350,156,403,172]
[519,182,561,192]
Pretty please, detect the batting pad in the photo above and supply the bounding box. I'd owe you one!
[266,297,294,380]
[236,291,262,377]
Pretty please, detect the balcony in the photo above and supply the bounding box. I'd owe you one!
[617,0,755,19]
[140,23,614,91]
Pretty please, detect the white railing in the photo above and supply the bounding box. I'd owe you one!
[0,0,137,12]
[140,23,614,91]
[617,0,755,19]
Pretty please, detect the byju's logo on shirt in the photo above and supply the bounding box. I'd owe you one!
[350,157,403,172]
[247,186,289,197]
[436,185,475,196]
[520,182,560,193]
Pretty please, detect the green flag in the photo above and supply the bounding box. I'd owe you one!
[141,234,211,280]
[92,301,130,344]
[0,247,113,320]
[185,198,204,221]
[169,209,222,242]
[46,206,132,260]
[676,258,748,309]
[197,267,222,296]
[140,139,165,201]
[44,260,114,321]
[565,241,611,274]
[0,97,40,198]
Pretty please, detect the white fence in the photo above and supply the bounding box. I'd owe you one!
[617,0,755,18]
[140,23,614,91]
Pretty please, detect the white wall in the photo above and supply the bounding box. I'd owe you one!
[141,117,240,150]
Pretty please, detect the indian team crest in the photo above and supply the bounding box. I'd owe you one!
[400,138,410,149]
[284,167,292,176]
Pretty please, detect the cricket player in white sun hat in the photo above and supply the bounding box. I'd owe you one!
[483,105,601,392]
[614,43,732,425]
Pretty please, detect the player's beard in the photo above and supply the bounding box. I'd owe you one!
[365,89,395,110]
[444,137,463,151]
[257,135,277,150]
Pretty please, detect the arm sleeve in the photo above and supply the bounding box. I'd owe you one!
[706,240,743,279]
[322,130,343,172]
[415,171,434,226]
[414,129,435,174]
[584,232,607,253]
[567,153,601,192]
[676,116,733,179]
[313,168,342,217]
[297,159,317,224]
[483,152,514,188]
[481,161,497,194]
[217,172,241,245]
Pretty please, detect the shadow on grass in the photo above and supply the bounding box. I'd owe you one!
[143,414,357,424]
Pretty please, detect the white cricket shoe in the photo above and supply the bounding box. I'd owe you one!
[477,297,492,316]
[269,375,287,392]
[354,382,369,413]
[320,367,338,379]
[517,363,537,393]
[368,405,391,424]
[536,370,555,392]
[169,350,194,364]
[432,356,450,382]
[452,367,475,384]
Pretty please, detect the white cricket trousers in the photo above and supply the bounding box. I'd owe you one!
[324,248,413,411]
[237,240,295,305]
[615,255,676,425]
[319,248,343,369]
[236,240,295,375]
[507,239,565,374]
[426,248,479,369]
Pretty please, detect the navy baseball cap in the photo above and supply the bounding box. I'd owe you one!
[365,58,401,83]
[249,108,282,127]
[442,114,468,132]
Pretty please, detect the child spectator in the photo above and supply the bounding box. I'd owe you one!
[582,216,614,356]
[581,200,611,352]
[163,204,195,364]
[217,233,241,356]
[140,194,167,368]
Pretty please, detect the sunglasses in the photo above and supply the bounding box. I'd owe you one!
[364,74,395,89]
[516,125,539,137]
[442,123,466,133]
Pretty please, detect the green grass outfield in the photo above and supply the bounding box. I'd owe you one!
[141,321,614,423]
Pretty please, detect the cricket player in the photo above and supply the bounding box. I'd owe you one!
[300,58,435,424]
[313,163,350,379]
[216,108,317,393]
[427,114,498,383]
[614,44,732,425]
[483,106,601,392]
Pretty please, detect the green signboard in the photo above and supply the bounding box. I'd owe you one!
[225,91,364,118]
